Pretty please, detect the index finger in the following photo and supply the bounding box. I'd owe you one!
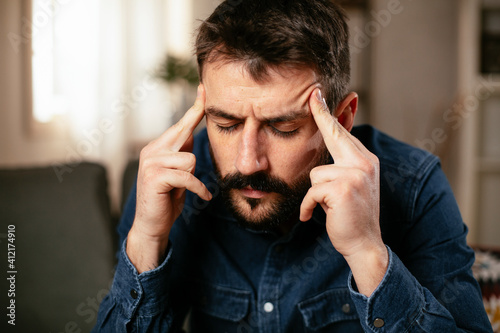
[309,88,364,165]
[162,84,206,151]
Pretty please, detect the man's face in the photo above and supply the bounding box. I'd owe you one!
[204,61,329,231]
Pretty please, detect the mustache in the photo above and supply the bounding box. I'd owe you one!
[217,172,294,195]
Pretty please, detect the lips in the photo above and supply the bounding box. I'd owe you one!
[239,186,269,199]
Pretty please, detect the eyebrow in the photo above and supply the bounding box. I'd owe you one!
[205,106,309,123]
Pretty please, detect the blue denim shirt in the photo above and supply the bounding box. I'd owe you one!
[94,125,492,332]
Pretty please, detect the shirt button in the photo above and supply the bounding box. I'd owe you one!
[130,289,138,299]
[263,302,274,313]
[341,303,351,314]
[373,318,385,328]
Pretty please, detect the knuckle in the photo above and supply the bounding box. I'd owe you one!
[140,166,158,184]
[352,169,366,185]
[139,140,164,159]
[139,153,156,172]
[309,167,320,181]
[368,152,380,167]
[361,162,373,175]
[180,170,193,184]
[185,152,197,170]
[359,158,378,176]
[139,145,152,160]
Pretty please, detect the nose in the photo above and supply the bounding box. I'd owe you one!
[234,124,269,175]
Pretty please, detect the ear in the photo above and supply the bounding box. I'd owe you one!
[334,92,358,132]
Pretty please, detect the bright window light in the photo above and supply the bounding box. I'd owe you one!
[31,0,99,125]
[32,0,66,123]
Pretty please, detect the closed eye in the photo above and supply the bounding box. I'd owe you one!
[216,123,241,134]
[268,125,299,138]
[216,123,299,138]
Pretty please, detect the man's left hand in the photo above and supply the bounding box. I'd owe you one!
[300,88,388,297]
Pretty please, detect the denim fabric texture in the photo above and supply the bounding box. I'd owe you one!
[94,125,493,332]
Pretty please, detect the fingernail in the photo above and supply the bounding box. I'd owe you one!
[315,89,323,102]
[197,85,202,97]
[315,89,328,111]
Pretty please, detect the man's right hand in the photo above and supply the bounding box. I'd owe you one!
[127,84,211,273]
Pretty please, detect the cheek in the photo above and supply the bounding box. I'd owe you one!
[270,130,324,175]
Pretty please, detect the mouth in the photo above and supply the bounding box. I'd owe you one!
[239,186,269,199]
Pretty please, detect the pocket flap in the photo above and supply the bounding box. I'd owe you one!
[192,282,251,322]
[298,288,358,330]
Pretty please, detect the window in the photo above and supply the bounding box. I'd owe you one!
[30,0,100,127]
[481,8,500,73]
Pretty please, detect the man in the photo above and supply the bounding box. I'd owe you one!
[94,0,492,332]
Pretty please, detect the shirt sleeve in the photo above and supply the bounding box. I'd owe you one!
[92,239,180,332]
[348,246,491,332]
[348,160,493,332]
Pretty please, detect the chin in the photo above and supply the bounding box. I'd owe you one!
[226,191,295,232]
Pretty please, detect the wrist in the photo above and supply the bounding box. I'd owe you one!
[344,242,388,297]
[126,225,170,274]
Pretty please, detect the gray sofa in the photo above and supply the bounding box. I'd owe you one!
[0,161,138,332]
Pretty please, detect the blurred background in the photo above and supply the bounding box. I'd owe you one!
[0,0,499,331]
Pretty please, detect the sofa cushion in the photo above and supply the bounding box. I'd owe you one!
[0,162,115,332]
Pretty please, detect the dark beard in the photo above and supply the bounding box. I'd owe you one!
[218,171,311,232]
[210,147,330,232]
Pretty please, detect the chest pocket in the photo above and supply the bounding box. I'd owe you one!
[191,281,251,323]
[298,288,361,331]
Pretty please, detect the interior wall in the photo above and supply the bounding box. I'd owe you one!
[368,0,470,223]
[367,0,498,244]
[0,1,68,167]
[370,0,459,147]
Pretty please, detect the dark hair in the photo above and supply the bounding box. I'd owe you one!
[195,0,350,111]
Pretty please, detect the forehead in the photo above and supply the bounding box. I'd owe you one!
[203,61,319,118]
